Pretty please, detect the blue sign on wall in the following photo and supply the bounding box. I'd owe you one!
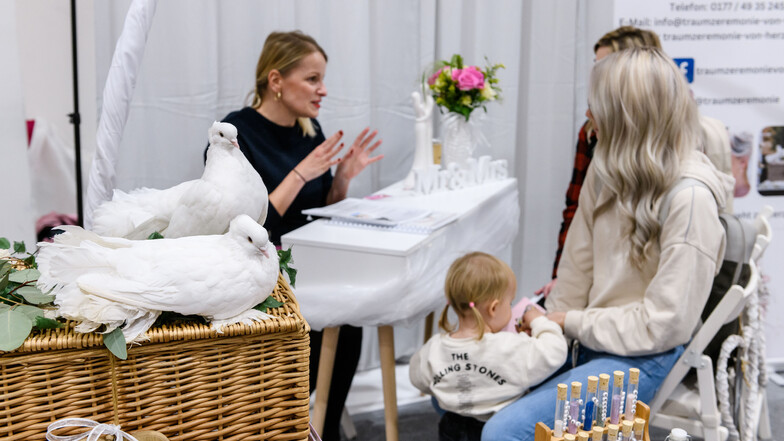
[673,58,694,83]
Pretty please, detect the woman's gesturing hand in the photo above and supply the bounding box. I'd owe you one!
[295,131,346,182]
[335,127,384,181]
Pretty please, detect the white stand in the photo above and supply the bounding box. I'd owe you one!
[404,91,434,189]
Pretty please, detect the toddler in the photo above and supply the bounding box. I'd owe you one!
[409,252,568,441]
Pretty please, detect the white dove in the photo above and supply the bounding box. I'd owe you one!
[91,122,269,239]
[37,214,280,342]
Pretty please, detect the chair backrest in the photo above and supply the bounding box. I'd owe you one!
[657,179,762,366]
[698,260,757,353]
[751,205,773,261]
[650,259,759,414]
[650,206,770,417]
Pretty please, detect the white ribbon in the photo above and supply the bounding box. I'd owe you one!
[46,418,140,441]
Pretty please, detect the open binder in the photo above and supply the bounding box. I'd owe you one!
[302,197,457,234]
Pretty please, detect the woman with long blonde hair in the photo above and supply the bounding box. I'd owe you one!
[540,26,662,292]
[483,47,733,440]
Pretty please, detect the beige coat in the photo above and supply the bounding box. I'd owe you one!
[546,150,735,356]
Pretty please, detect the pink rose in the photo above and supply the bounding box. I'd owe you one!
[451,66,485,91]
[427,68,443,86]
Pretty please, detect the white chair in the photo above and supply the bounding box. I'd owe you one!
[650,261,758,441]
[650,207,772,441]
[734,206,773,441]
[751,206,773,262]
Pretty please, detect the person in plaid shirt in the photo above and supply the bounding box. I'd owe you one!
[551,122,597,279]
[536,26,662,297]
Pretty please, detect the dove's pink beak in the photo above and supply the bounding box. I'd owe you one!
[231,139,240,148]
[260,247,269,258]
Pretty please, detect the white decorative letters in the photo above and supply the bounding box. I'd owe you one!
[412,155,509,194]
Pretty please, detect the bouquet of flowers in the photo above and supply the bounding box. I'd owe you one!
[425,54,504,121]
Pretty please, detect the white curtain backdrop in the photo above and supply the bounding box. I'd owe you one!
[0,0,36,246]
[92,0,613,369]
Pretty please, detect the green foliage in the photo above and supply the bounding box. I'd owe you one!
[147,232,164,240]
[0,308,33,351]
[14,304,44,320]
[249,247,297,312]
[34,316,63,329]
[254,295,284,312]
[103,328,128,360]
[9,269,41,284]
[0,240,62,353]
[15,286,55,304]
[155,311,208,326]
[278,246,297,288]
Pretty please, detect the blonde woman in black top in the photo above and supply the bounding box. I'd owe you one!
[221,30,382,440]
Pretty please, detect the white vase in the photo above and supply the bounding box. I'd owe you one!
[442,114,475,168]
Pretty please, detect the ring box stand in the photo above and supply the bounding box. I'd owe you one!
[534,401,651,441]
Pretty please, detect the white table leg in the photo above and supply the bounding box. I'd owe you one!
[312,326,340,436]
[378,325,399,441]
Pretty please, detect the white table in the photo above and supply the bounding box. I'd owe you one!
[281,178,519,440]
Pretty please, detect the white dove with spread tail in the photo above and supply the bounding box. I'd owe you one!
[91,122,268,239]
[37,214,280,342]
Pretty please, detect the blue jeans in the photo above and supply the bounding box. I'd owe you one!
[481,344,683,441]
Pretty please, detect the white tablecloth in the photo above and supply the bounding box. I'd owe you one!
[281,178,520,330]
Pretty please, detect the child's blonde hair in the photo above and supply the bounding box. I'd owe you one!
[439,252,515,340]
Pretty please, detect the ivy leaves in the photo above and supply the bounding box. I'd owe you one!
[253,295,283,312]
[278,247,297,288]
[251,247,296,313]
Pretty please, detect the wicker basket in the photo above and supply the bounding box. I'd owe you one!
[0,273,310,440]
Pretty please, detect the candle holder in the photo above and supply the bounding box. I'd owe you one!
[534,401,651,441]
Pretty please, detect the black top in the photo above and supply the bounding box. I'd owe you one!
[221,107,332,245]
